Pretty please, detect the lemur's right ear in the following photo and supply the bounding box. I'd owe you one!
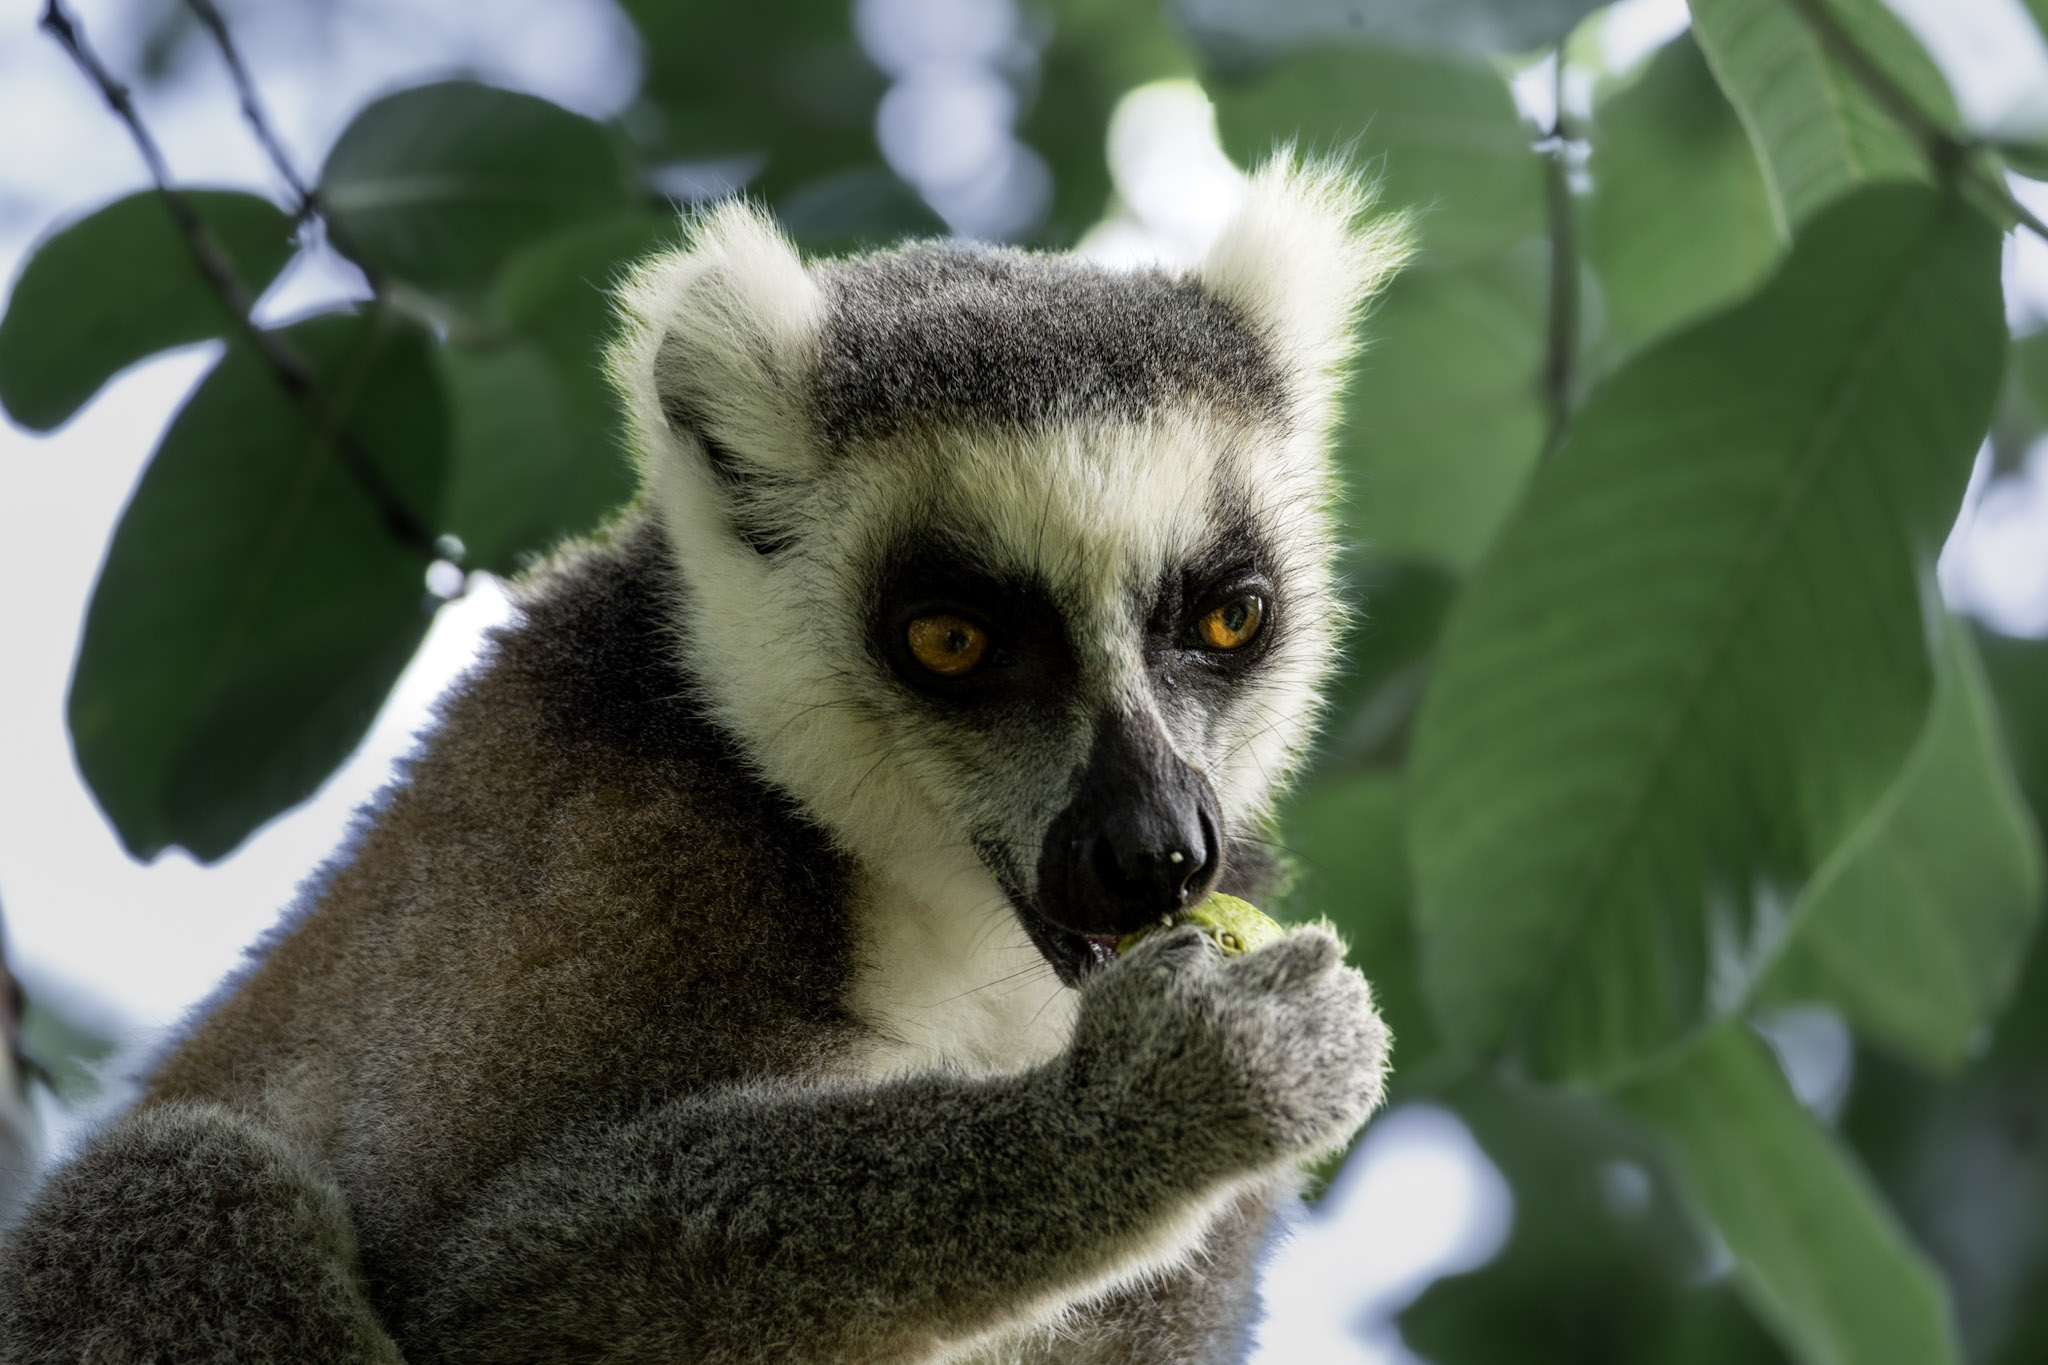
[610,200,825,491]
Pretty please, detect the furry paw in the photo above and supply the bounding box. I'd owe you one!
[1070,925,1388,1171]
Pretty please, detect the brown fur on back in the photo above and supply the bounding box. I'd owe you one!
[146,511,862,1296]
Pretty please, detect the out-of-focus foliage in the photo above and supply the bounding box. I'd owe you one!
[1583,34,1780,357]
[68,312,446,862]
[1624,1022,1956,1365]
[4,0,2047,1361]
[1176,0,1608,63]
[1411,186,2008,1084]
[0,190,295,430]
[1762,619,2043,1071]
[1689,0,1955,230]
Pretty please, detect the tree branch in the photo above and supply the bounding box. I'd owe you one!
[1540,51,1579,455]
[1782,0,2048,243]
[39,0,440,563]
[182,0,314,217]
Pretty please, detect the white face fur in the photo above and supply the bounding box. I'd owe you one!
[610,158,1408,1028]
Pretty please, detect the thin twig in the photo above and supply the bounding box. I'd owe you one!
[183,0,394,302]
[182,0,314,216]
[1539,51,1579,455]
[1782,0,2048,243]
[40,0,440,563]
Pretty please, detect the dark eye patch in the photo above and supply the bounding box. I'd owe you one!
[1145,516,1281,683]
[870,541,1078,717]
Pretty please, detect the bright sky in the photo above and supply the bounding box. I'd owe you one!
[1,1,2047,1360]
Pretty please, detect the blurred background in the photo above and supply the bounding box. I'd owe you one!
[2,0,2048,1361]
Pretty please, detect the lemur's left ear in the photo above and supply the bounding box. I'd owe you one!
[610,200,825,487]
[1198,155,1412,424]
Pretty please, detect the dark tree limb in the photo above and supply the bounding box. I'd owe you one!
[182,0,316,217]
[39,0,442,564]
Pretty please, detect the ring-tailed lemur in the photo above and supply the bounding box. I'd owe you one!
[0,158,1408,1364]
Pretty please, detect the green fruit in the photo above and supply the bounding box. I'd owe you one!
[1117,893,1285,958]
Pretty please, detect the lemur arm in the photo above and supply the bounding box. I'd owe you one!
[396,1065,1241,1364]
[394,928,1381,1365]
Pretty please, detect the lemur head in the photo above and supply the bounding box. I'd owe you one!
[612,158,1408,985]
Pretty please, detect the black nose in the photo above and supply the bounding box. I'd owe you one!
[1089,808,1218,920]
[1037,713,1224,936]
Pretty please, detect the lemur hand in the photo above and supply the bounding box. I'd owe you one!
[1067,925,1388,1173]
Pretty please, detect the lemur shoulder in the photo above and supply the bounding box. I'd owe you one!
[0,158,1409,1364]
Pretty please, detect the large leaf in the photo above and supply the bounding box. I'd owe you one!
[620,0,884,199]
[1688,0,1955,232]
[69,310,447,862]
[0,190,295,431]
[1340,252,1547,570]
[1763,618,2044,1070]
[319,82,636,299]
[1313,554,1458,773]
[1585,35,1783,357]
[439,215,666,573]
[1408,186,2005,1082]
[1624,1024,1959,1365]
[1404,1072,1789,1365]
[1175,0,1606,61]
[1209,45,1542,260]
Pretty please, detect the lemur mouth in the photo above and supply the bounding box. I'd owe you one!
[1010,907,1121,988]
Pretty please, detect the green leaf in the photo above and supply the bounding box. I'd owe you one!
[1839,1028,2048,1365]
[1622,1023,1960,1365]
[1408,186,2005,1082]
[1313,554,1459,773]
[18,996,116,1108]
[775,168,946,257]
[319,82,636,299]
[1979,628,2048,834]
[1688,0,1955,231]
[1992,329,2048,476]
[0,190,295,431]
[1585,35,1784,356]
[1174,0,1607,61]
[2001,140,2048,181]
[1764,618,2045,1070]
[1209,45,1543,260]
[69,311,447,863]
[1403,1072,1789,1365]
[619,0,885,198]
[1341,251,1547,570]
[436,215,667,574]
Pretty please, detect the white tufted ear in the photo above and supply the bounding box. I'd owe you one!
[1198,154,1412,425]
[609,199,826,484]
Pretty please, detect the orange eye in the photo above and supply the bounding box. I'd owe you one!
[1196,595,1265,651]
[906,614,989,677]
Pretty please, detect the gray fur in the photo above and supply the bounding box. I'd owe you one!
[813,246,1288,444]
[0,1102,402,1362]
[0,520,1379,1364]
[0,167,1399,1362]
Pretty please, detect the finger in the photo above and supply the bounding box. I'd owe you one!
[1229,926,1340,991]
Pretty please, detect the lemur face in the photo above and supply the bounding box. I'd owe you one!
[818,410,1328,983]
[614,161,1407,985]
